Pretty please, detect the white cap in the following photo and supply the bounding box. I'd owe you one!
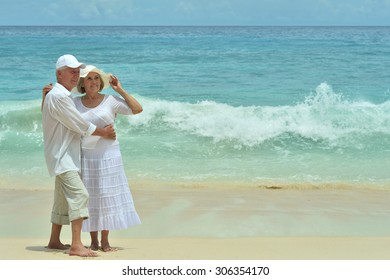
[56,54,86,70]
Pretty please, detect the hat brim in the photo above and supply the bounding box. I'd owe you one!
[69,63,86,69]
[73,67,112,93]
[81,68,111,88]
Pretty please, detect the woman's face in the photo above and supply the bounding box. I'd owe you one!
[83,72,101,94]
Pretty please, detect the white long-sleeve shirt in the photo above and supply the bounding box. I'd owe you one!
[42,83,96,176]
[73,95,133,150]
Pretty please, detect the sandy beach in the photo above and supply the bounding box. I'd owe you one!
[1,183,390,260]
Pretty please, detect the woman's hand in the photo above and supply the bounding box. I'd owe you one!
[109,75,123,93]
[41,83,53,112]
[42,83,53,96]
[109,75,143,115]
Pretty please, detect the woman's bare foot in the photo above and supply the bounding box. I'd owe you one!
[69,245,99,257]
[101,241,117,252]
[90,242,100,251]
[46,242,71,250]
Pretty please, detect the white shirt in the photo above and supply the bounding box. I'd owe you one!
[42,83,96,176]
[74,95,133,150]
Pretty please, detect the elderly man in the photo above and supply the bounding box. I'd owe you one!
[42,54,116,257]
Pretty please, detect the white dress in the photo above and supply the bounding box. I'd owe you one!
[74,94,141,232]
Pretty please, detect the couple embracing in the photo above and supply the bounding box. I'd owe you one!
[42,54,142,257]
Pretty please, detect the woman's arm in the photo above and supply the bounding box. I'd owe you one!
[110,75,143,114]
[41,83,53,112]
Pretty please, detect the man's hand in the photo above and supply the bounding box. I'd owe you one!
[103,124,116,140]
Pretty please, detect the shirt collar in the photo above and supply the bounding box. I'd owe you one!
[55,82,72,97]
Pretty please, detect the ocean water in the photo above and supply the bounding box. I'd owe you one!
[1,26,390,190]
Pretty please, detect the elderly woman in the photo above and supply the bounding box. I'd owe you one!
[72,65,143,252]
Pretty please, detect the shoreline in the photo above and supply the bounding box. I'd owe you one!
[2,236,390,260]
[2,176,390,191]
[2,185,390,260]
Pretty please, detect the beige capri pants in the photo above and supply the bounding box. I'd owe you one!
[51,171,89,225]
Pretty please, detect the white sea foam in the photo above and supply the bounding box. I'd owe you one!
[125,83,390,148]
[1,84,389,186]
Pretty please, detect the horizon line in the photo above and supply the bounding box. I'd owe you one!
[1,24,390,28]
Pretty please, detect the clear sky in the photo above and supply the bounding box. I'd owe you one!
[1,0,389,26]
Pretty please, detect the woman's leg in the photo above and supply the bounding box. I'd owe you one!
[101,230,116,252]
[90,231,99,250]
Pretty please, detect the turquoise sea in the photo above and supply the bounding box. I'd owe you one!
[1,26,390,190]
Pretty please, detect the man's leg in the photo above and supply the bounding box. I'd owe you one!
[47,223,70,250]
[58,171,98,257]
[47,176,70,249]
[69,218,98,257]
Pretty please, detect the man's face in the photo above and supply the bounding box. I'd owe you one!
[58,67,81,91]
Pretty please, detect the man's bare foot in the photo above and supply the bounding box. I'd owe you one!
[46,242,71,250]
[69,245,99,257]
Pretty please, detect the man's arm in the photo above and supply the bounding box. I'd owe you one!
[48,94,116,140]
[42,85,116,140]
[93,124,116,140]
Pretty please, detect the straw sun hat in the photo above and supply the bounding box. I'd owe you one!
[75,65,112,93]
